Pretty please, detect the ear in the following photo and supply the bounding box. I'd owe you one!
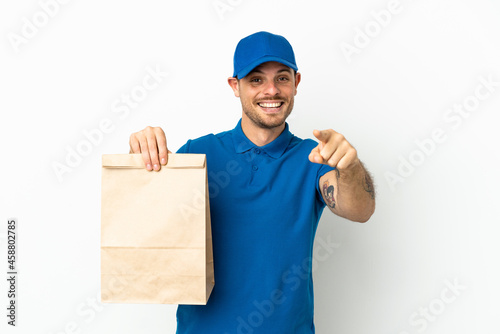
[294,72,301,96]
[227,77,240,98]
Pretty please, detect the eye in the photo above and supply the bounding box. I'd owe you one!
[278,76,290,82]
[250,77,262,83]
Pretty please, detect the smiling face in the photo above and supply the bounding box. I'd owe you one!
[228,61,301,130]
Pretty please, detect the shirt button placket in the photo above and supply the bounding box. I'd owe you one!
[252,148,260,172]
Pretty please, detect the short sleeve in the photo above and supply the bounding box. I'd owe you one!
[315,164,336,207]
[176,140,191,153]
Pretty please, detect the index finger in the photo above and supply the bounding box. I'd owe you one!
[313,129,331,143]
[154,127,169,166]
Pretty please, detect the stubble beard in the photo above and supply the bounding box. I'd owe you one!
[241,97,295,130]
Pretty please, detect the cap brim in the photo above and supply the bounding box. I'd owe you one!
[234,55,298,79]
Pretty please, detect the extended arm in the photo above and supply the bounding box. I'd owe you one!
[309,129,375,222]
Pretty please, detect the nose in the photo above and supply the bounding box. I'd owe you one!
[262,80,281,96]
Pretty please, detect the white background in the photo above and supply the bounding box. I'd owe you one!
[1,0,500,333]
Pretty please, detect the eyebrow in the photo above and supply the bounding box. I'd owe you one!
[247,68,293,76]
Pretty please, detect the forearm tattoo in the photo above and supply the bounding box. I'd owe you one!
[322,180,336,209]
[363,172,375,200]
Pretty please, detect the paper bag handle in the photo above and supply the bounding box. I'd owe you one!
[102,154,206,169]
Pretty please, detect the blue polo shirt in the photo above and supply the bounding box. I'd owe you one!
[176,119,334,334]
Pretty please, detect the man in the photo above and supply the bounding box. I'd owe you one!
[129,31,375,333]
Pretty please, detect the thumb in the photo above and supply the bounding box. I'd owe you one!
[309,145,325,164]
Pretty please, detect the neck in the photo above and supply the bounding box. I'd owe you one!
[241,116,286,147]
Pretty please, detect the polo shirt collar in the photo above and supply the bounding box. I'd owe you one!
[232,119,293,159]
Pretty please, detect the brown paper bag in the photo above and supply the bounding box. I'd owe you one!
[100,153,214,304]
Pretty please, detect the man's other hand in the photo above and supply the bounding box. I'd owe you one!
[129,126,171,171]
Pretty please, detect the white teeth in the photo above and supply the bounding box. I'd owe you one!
[258,102,282,108]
